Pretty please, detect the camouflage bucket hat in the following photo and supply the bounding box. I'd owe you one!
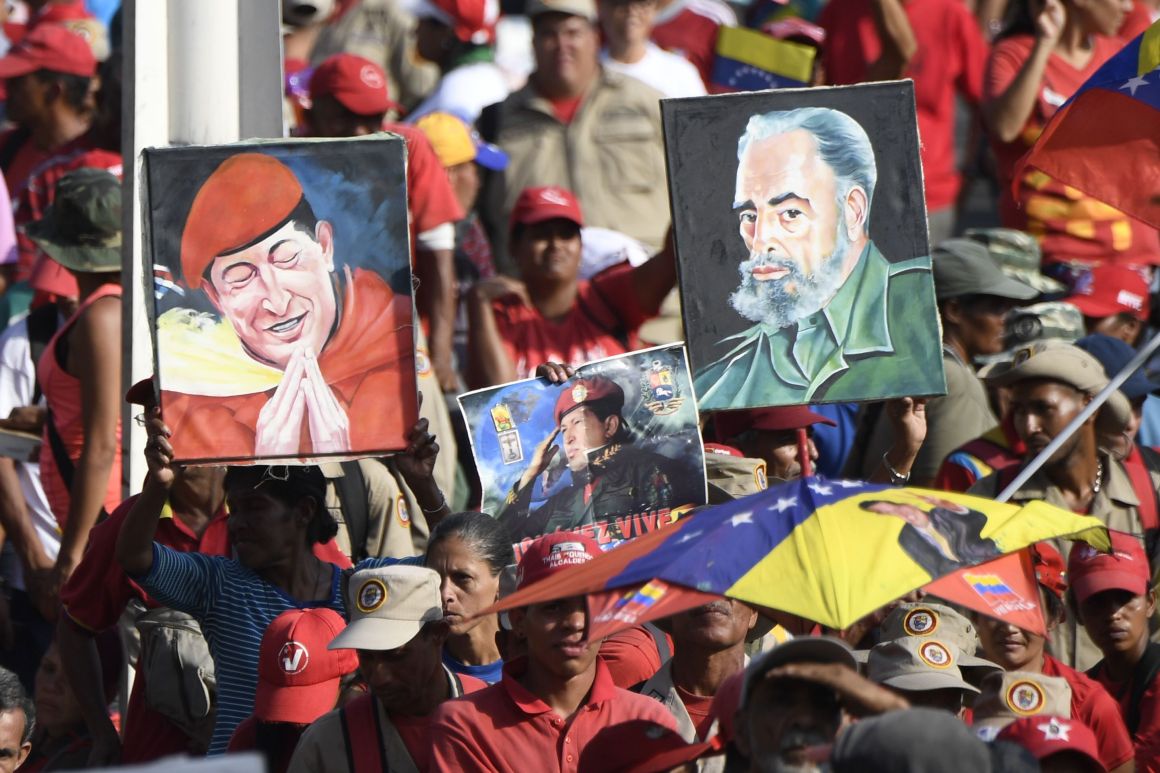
[963,228,1065,296]
[26,168,122,274]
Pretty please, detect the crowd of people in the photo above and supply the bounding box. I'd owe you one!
[0,0,1151,770]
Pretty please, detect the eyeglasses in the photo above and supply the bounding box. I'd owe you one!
[133,413,147,427]
[257,465,291,489]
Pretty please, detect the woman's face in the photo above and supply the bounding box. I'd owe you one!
[426,536,502,636]
[1071,0,1132,37]
[34,645,84,738]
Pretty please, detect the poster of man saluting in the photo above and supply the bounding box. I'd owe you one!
[458,345,707,546]
[142,137,417,463]
[664,81,946,411]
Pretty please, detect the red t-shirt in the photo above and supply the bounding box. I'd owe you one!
[493,262,652,379]
[676,685,716,738]
[12,143,123,281]
[226,717,303,773]
[59,495,351,763]
[984,34,1160,267]
[383,122,465,240]
[1092,658,1160,772]
[1043,654,1136,770]
[429,658,679,772]
[0,129,55,201]
[599,625,672,689]
[652,0,735,86]
[819,0,989,211]
[549,95,585,125]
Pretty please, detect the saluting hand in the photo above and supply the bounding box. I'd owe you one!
[519,426,561,490]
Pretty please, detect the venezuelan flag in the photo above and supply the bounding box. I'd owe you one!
[710,26,815,93]
[1017,19,1160,229]
[487,477,1110,631]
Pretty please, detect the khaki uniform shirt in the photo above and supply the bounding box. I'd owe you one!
[288,666,468,773]
[310,0,439,110]
[970,451,1145,670]
[323,459,427,560]
[481,69,669,267]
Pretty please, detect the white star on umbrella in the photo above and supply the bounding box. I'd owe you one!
[1038,718,1071,741]
[676,530,704,544]
[771,497,798,513]
[729,512,754,527]
[1121,74,1149,96]
[833,480,864,488]
[808,482,833,496]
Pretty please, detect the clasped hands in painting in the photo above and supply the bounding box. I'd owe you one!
[254,345,350,457]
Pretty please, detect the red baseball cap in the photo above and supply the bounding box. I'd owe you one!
[309,53,402,117]
[0,24,96,79]
[28,254,79,297]
[414,0,498,44]
[1064,265,1150,322]
[254,608,360,724]
[509,186,584,235]
[1031,543,1067,601]
[713,406,835,440]
[996,716,1102,769]
[517,531,602,590]
[1066,531,1150,603]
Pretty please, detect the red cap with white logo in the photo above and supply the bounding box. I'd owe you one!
[254,607,360,724]
[517,531,602,590]
[509,185,584,235]
[1064,265,1150,322]
[309,53,402,117]
[1066,530,1151,604]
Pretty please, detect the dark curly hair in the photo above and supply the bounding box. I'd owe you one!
[224,465,338,546]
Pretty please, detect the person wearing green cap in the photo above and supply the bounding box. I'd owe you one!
[24,168,123,605]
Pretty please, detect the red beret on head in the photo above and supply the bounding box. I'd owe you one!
[714,405,835,440]
[553,376,625,426]
[180,153,304,289]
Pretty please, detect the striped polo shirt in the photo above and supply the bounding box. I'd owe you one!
[139,543,419,755]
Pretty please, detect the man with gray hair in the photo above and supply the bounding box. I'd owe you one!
[694,107,941,410]
[0,667,32,771]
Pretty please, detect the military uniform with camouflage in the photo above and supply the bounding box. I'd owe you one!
[496,377,699,542]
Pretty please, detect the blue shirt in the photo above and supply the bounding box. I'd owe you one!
[442,649,504,685]
[138,543,416,755]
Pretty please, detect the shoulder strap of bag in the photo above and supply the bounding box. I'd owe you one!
[1131,446,1160,530]
[340,694,388,773]
[336,460,369,561]
[644,621,671,663]
[26,303,58,405]
[45,407,109,522]
[1128,642,1160,735]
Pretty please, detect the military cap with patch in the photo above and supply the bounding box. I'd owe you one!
[329,565,444,651]
[972,670,1072,737]
[982,340,1131,429]
[180,153,307,290]
[963,228,1064,295]
[855,602,1000,682]
[26,168,122,274]
[704,447,768,503]
[553,376,624,425]
[932,238,1038,301]
[866,636,980,695]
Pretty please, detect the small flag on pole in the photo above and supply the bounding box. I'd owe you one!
[710,26,815,93]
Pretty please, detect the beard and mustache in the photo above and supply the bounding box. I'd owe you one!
[729,215,854,329]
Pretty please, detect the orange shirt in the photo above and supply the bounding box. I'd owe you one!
[429,658,679,773]
[984,34,1160,267]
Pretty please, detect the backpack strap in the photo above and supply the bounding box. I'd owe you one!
[25,302,58,405]
[340,694,388,773]
[45,407,110,523]
[1128,642,1160,735]
[335,460,369,561]
[643,621,671,663]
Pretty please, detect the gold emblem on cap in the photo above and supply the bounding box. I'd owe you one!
[903,608,938,636]
[572,383,588,402]
[356,578,389,614]
[918,641,952,669]
[1006,680,1046,716]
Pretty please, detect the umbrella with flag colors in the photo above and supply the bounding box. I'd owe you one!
[487,477,1110,636]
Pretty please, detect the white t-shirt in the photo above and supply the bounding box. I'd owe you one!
[601,43,708,99]
[0,315,61,591]
[407,61,511,124]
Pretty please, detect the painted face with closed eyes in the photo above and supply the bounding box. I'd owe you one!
[204,219,338,369]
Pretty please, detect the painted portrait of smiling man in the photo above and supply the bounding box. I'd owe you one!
[664,83,945,411]
[143,138,417,463]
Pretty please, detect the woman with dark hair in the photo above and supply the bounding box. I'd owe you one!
[425,511,514,684]
[115,409,440,755]
[982,0,1154,276]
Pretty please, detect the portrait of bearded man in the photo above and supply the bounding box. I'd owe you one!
[691,105,942,410]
